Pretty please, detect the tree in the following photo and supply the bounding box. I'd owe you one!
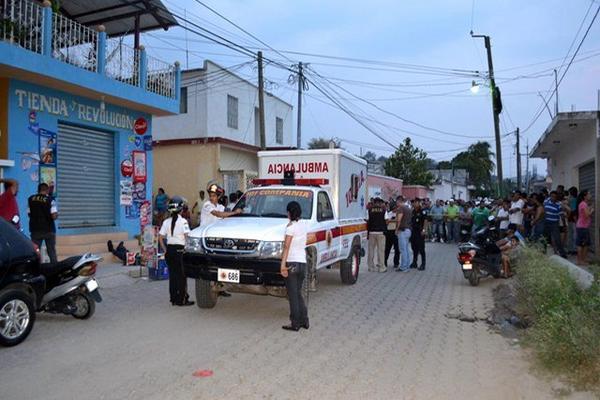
[451,141,495,197]
[437,161,453,170]
[384,138,434,186]
[307,137,340,149]
[361,151,377,163]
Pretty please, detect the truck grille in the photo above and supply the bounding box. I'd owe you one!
[205,237,259,252]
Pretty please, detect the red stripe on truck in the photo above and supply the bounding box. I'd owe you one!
[306,223,366,245]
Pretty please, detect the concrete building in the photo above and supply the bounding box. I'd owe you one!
[402,185,432,200]
[429,169,471,201]
[531,111,599,249]
[153,60,294,203]
[0,0,180,258]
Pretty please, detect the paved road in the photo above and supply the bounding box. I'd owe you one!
[0,243,593,400]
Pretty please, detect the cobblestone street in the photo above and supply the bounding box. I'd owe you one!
[0,243,593,400]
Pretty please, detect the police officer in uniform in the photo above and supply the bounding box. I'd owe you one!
[410,198,429,271]
[28,183,58,263]
[159,197,194,306]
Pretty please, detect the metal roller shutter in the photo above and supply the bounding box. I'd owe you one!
[578,161,595,251]
[57,123,115,228]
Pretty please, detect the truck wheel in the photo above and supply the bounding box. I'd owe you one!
[340,246,360,285]
[195,279,218,309]
[0,289,36,347]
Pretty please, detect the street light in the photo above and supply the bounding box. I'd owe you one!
[470,80,480,94]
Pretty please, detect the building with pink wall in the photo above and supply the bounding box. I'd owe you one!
[367,174,403,200]
[402,185,432,200]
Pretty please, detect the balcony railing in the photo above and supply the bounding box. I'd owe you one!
[52,11,98,72]
[0,0,179,100]
[0,0,43,54]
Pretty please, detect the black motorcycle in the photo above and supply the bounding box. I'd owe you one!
[457,216,502,286]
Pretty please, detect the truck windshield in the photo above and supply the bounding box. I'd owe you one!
[234,189,313,219]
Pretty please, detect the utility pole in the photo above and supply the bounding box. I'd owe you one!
[296,62,303,149]
[257,51,266,150]
[516,127,521,191]
[525,140,530,193]
[471,32,503,197]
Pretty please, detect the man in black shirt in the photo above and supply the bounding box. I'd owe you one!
[410,198,429,271]
[367,197,387,272]
[28,183,58,263]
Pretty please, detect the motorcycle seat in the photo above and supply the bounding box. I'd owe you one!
[40,256,81,277]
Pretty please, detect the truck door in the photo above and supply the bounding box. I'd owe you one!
[316,191,341,267]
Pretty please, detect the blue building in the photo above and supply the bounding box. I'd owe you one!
[0,0,180,257]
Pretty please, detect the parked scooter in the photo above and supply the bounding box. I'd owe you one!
[457,216,502,286]
[39,253,103,319]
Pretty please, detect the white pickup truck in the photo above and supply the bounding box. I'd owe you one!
[183,149,368,308]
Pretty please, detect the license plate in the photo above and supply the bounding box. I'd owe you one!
[462,263,473,271]
[217,268,240,283]
[85,279,99,292]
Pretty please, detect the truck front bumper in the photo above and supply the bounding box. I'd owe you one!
[182,253,286,286]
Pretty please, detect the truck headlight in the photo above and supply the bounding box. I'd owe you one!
[185,237,204,253]
[259,241,283,259]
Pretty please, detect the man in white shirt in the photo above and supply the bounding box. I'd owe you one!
[509,191,525,230]
[496,199,511,235]
[200,183,241,227]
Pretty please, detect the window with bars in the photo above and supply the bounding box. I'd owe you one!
[275,117,283,145]
[227,95,238,129]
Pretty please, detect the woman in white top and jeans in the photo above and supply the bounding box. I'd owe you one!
[159,198,193,306]
[280,201,309,332]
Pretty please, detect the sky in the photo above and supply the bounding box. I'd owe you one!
[141,0,600,179]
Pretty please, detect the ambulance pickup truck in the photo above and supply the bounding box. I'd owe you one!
[183,149,368,308]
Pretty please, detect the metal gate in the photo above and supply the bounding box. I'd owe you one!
[578,161,595,251]
[57,123,115,228]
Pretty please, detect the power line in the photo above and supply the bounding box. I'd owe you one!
[522,3,600,134]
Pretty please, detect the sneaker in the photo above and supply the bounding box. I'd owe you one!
[379,267,388,273]
[440,239,445,243]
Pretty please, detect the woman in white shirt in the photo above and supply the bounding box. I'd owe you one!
[280,201,309,332]
[159,198,193,306]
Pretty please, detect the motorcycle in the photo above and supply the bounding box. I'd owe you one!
[457,216,502,286]
[39,253,103,319]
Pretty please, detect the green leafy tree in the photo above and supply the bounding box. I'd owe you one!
[451,141,495,197]
[360,151,378,163]
[307,137,340,149]
[437,161,453,170]
[384,138,434,186]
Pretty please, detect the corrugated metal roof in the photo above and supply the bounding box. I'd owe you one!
[59,0,178,37]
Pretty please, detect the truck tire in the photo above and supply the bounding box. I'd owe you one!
[195,279,218,309]
[340,245,360,285]
[0,289,36,347]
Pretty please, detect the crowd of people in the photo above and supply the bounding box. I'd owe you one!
[366,185,595,271]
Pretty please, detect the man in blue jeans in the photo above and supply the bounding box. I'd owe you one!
[395,196,413,272]
[430,199,445,242]
[544,190,567,258]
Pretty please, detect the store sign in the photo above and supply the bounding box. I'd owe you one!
[14,89,141,131]
[134,117,148,135]
[132,151,147,183]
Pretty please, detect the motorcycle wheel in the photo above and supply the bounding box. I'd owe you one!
[468,266,480,287]
[0,289,36,347]
[72,292,96,320]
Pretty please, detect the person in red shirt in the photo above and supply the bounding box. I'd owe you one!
[0,178,20,229]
